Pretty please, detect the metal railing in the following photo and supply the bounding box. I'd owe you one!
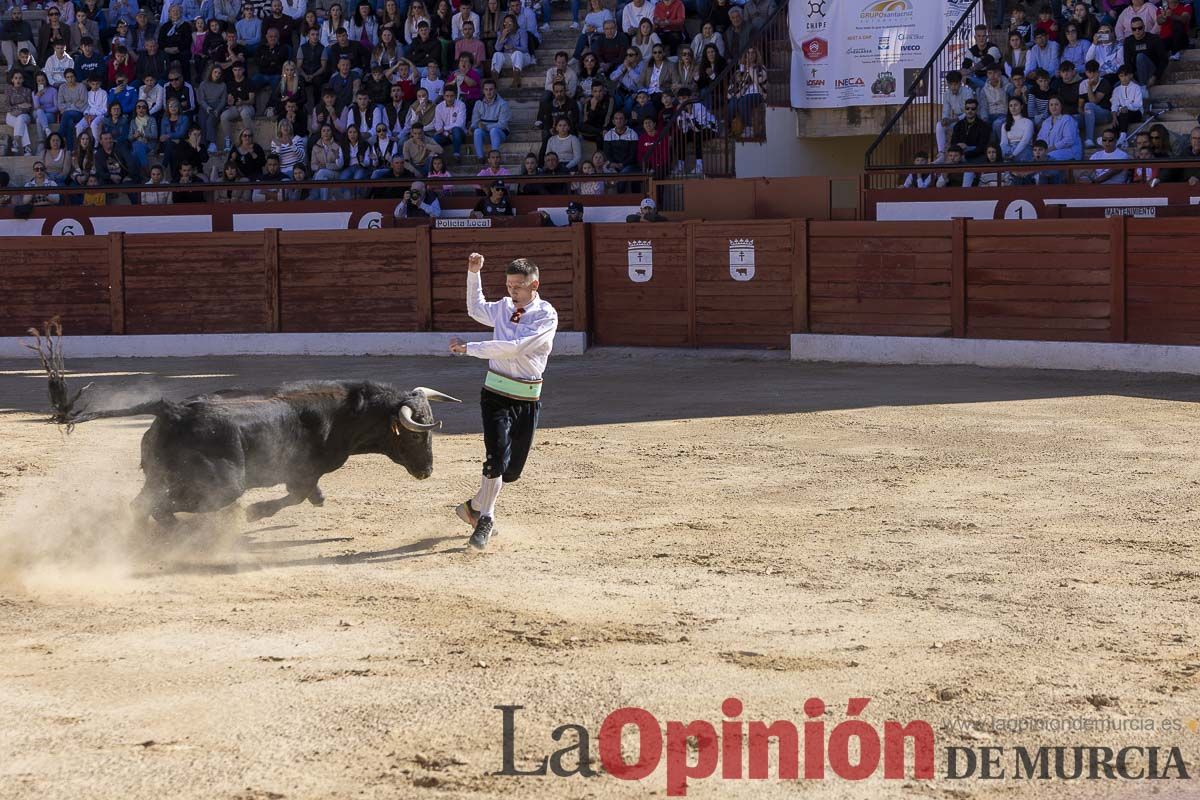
[650,0,792,202]
[863,0,987,178]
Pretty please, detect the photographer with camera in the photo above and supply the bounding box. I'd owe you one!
[394,180,443,219]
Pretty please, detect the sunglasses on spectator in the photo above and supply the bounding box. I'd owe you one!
[33,165,44,171]
[1132,24,1144,30]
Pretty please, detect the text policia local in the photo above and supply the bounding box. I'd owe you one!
[495,699,1192,796]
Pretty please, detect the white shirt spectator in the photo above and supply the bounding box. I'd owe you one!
[451,10,480,40]
[1090,147,1130,183]
[433,97,467,132]
[45,52,74,86]
[141,179,174,204]
[622,0,656,35]
[544,65,578,95]
[139,83,164,115]
[281,0,306,19]
[23,176,60,205]
[1111,80,1144,113]
[85,87,108,116]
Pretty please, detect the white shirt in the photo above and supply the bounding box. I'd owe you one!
[433,98,466,132]
[465,270,558,382]
[451,10,480,40]
[45,52,74,86]
[281,0,306,19]
[1111,81,1144,113]
[622,0,655,34]
[1090,147,1130,182]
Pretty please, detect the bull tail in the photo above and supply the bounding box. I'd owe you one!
[66,401,169,424]
[25,317,92,425]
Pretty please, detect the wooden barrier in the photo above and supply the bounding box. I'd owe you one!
[0,237,112,336]
[279,229,420,333]
[9,218,1200,350]
[430,227,579,333]
[965,220,1114,342]
[808,221,954,338]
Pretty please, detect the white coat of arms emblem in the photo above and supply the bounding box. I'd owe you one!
[729,238,755,281]
[627,240,653,283]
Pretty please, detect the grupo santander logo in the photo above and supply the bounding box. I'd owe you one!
[861,0,913,18]
[802,36,829,61]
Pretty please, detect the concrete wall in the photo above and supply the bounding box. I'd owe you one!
[735,109,874,180]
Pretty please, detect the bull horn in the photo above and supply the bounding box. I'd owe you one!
[413,387,461,403]
[396,404,438,432]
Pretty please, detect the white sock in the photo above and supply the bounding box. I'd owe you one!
[477,476,503,518]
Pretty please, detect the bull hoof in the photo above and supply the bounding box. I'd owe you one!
[244,505,268,523]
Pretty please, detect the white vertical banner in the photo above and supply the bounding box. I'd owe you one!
[790,0,971,110]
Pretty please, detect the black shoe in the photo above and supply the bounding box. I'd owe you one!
[469,515,494,550]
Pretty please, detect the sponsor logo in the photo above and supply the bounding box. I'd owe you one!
[861,0,913,19]
[835,76,866,88]
[871,71,897,95]
[802,37,829,61]
[807,79,826,87]
[806,0,828,17]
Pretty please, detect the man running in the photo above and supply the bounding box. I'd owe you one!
[450,252,558,550]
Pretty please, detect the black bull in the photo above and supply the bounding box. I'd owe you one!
[63,381,460,525]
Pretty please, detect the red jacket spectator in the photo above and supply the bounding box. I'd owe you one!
[107,52,135,85]
[652,0,685,33]
[637,119,668,174]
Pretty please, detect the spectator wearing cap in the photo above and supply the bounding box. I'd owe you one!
[132,11,160,56]
[1122,13,1167,86]
[626,196,665,222]
[472,180,515,217]
[565,201,584,223]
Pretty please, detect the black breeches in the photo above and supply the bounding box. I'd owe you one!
[481,388,541,482]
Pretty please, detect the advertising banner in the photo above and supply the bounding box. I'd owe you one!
[790,0,973,109]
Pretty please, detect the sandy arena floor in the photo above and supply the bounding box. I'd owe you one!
[1,351,1199,800]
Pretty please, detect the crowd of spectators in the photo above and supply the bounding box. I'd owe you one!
[0,0,777,205]
[912,0,1197,187]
